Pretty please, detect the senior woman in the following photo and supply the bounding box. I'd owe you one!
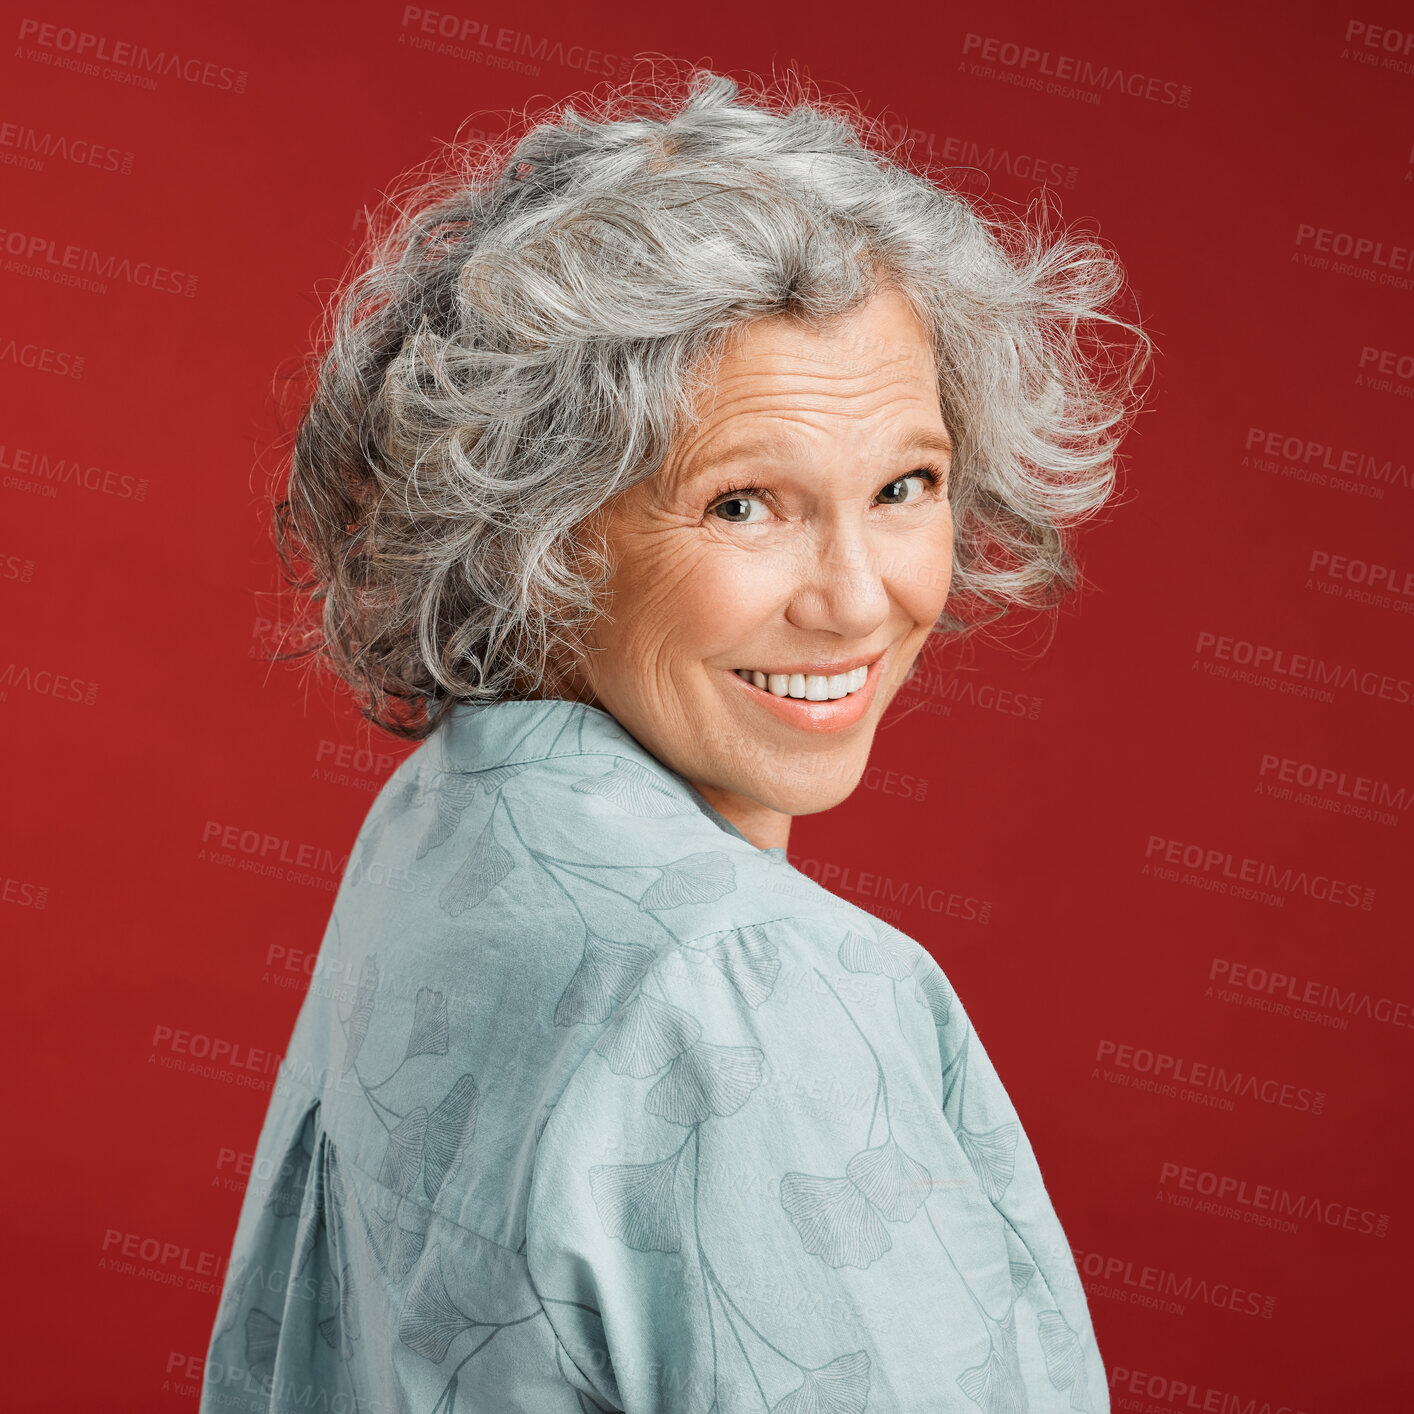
[203,71,1148,1414]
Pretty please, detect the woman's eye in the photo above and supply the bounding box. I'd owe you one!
[877,470,939,505]
[711,493,771,524]
[710,469,941,523]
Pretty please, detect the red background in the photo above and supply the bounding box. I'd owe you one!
[4,1,1411,1408]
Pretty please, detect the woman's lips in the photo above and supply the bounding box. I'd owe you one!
[724,653,884,733]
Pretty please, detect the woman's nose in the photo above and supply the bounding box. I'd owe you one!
[783,525,892,636]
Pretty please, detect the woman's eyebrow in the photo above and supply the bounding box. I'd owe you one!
[685,427,953,481]
[686,430,817,479]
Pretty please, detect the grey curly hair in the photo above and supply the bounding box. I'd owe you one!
[268,65,1151,742]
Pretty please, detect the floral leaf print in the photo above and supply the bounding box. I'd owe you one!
[555,931,656,1027]
[593,993,702,1077]
[771,1350,872,1414]
[638,851,735,911]
[398,1247,475,1362]
[244,1307,282,1385]
[844,1138,932,1223]
[703,924,780,1008]
[645,1042,765,1126]
[439,814,515,917]
[406,987,450,1060]
[914,966,954,1030]
[318,1262,361,1360]
[365,1198,396,1272]
[1037,1309,1094,1412]
[415,769,528,854]
[341,955,380,1074]
[379,1107,428,1196]
[779,1173,892,1269]
[571,760,696,818]
[412,780,469,854]
[481,761,532,790]
[423,1074,480,1202]
[957,1303,1027,1414]
[1009,1262,1035,1300]
[957,1123,1019,1204]
[391,1221,427,1282]
[838,925,918,981]
[368,1204,427,1283]
[588,1152,686,1252]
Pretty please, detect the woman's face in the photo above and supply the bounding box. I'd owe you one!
[547,286,955,851]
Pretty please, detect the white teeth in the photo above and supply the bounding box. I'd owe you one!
[735,664,870,700]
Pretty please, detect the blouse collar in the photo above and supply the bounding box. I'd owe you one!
[431,697,788,861]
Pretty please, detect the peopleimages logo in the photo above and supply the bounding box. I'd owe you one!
[15,18,248,93]
[899,660,1044,720]
[1108,1365,1310,1414]
[960,32,1192,106]
[1342,19,1414,75]
[786,853,993,926]
[1243,425,1410,496]
[99,1228,230,1291]
[0,661,99,706]
[1143,833,1375,911]
[1,873,48,909]
[1094,1038,1326,1115]
[1358,345,1414,383]
[1354,342,1414,400]
[933,132,1078,190]
[1158,1159,1391,1239]
[1293,222,1414,290]
[0,120,134,176]
[0,441,150,502]
[0,227,198,297]
[1069,1244,1276,1319]
[1307,547,1414,618]
[1210,957,1414,1033]
[1192,628,1414,709]
[397,6,635,81]
[0,333,83,378]
[197,819,351,891]
[1256,749,1409,826]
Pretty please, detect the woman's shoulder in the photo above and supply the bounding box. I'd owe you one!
[345,704,814,933]
[344,700,965,1032]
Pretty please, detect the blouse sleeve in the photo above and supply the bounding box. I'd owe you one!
[523,913,1087,1414]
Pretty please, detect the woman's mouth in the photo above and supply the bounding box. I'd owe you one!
[731,665,869,700]
[724,654,884,733]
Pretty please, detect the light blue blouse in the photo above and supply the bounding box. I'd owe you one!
[200,698,1108,1413]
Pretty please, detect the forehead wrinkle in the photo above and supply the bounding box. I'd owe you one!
[667,303,947,491]
[698,357,941,420]
[709,352,935,396]
[689,380,946,453]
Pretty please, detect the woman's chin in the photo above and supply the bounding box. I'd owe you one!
[722,759,868,820]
